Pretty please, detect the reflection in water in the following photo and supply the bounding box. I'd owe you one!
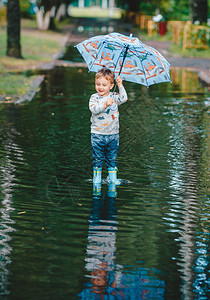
[164,97,209,299]
[79,183,118,297]
[0,134,18,296]
[79,183,165,299]
[170,68,203,93]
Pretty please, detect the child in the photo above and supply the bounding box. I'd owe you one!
[89,67,128,184]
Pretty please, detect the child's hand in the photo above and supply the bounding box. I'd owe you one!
[104,97,113,109]
[116,75,123,88]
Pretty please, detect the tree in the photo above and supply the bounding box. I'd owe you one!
[190,0,208,23]
[7,0,22,58]
[35,0,72,30]
[118,0,209,23]
[127,0,141,11]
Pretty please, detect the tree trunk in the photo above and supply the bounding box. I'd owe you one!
[36,9,51,30]
[55,4,66,21]
[7,0,22,58]
[102,0,108,9]
[109,0,115,17]
[127,0,140,11]
[190,0,208,23]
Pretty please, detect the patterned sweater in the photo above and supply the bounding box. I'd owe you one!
[89,86,128,135]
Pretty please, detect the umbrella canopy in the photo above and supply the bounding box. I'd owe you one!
[75,32,171,87]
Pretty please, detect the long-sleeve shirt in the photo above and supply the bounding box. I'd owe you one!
[89,86,128,135]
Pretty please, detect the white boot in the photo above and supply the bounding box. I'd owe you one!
[93,183,102,197]
[93,167,102,184]
[107,167,121,185]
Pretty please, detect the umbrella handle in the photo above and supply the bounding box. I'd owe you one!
[108,90,118,111]
[108,44,129,112]
[109,103,118,111]
[108,44,129,111]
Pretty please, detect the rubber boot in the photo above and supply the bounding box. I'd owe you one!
[107,167,121,185]
[107,183,117,198]
[93,167,102,184]
[93,182,102,198]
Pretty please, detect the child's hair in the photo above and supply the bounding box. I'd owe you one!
[95,68,115,83]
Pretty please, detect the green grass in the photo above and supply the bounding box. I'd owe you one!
[136,27,210,58]
[69,7,122,19]
[0,73,36,95]
[21,18,39,30]
[169,44,210,58]
[0,28,61,64]
[21,34,61,60]
[0,21,63,97]
[0,29,6,57]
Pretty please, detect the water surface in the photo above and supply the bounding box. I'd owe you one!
[0,66,209,299]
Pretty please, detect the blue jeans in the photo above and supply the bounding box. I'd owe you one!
[91,133,119,168]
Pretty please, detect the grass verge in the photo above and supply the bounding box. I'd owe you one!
[169,44,210,58]
[68,7,122,19]
[136,28,210,58]
[0,18,63,97]
[0,73,37,96]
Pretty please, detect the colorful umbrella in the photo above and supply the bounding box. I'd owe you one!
[75,32,171,87]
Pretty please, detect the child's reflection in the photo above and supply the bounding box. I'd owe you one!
[78,183,165,299]
[90,262,108,295]
[79,183,119,298]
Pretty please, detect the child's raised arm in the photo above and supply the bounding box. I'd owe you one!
[116,75,123,88]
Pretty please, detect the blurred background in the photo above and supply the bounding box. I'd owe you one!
[0,0,209,98]
[1,0,210,54]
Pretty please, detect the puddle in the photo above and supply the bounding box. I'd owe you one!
[0,63,209,299]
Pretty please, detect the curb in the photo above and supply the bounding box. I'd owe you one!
[198,71,210,90]
[15,75,45,104]
[0,32,70,105]
[15,32,71,104]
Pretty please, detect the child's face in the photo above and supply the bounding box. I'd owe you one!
[95,76,114,97]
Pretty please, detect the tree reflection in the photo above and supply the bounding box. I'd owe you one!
[0,132,19,296]
[163,90,209,299]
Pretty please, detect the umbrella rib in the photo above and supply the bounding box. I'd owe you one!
[103,39,126,49]
[133,44,171,82]
[113,46,125,75]
[101,41,129,75]
[154,55,171,82]
[89,41,106,70]
[112,44,130,97]
[133,46,149,87]
[118,45,129,76]
[128,48,149,60]
[75,33,171,86]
